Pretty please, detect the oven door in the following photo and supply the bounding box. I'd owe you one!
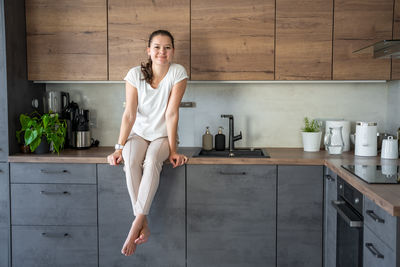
[332,200,363,267]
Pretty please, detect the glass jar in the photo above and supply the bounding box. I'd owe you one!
[324,126,344,155]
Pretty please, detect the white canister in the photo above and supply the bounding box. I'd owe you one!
[381,136,399,159]
[355,122,377,157]
[325,120,351,151]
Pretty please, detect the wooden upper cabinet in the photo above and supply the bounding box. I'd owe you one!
[191,0,275,80]
[108,0,190,80]
[392,0,400,80]
[275,0,333,80]
[333,0,393,80]
[25,0,107,81]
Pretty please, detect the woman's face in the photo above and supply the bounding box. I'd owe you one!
[147,35,174,66]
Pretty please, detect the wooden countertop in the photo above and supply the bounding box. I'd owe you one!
[8,147,400,217]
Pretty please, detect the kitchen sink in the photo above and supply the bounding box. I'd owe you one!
[193,148,270,158]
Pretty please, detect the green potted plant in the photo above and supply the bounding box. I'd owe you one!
[301,117,322,152]
[16,111,67,154]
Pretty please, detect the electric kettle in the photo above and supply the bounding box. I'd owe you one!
[355,122,377,156]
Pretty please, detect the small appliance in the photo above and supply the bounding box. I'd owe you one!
[44,91,69,115]
[355,122,377,156]
[73,109,91,149]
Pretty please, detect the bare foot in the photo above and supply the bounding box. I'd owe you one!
[135,223,151,245]
[121,220,142,256]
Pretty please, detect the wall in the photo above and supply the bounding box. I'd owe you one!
[46,82,388,148]
[387,80,400,136]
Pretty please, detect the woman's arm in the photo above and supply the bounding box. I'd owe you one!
[165,78,188,167]
[107,81,138,165]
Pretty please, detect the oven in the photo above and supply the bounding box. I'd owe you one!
[332,176,364,267]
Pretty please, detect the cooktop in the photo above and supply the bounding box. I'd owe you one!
[341,164,400,184]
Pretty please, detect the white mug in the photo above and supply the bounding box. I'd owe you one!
[381,136,399,159]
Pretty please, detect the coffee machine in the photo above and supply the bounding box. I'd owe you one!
[72,109,91,149]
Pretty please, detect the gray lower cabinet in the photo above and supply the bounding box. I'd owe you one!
[277,165,323,267]
[0,163,9,267]
[324,167,337,267]
[0,227,9,267]
[98,163,185,267]
[363,196,400,267]
[10,163,98,267]
[12,225,97,267]
[187,164,276,267]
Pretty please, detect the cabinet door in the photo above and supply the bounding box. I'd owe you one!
[108,0,190,80]
[187,165,276,267]
[0,0,7,162]
[191,0,275,80]
[277,165,323,267]
[275,0,333,80]
[324,167,337,267]
[0,227,9,267]
[333,0,393,80]
[364,226,397,267]
[25,0,107,80]
[392,0,400,79]
[98,164,185,267]
[0,163,9,227]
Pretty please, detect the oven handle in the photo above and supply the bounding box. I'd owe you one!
[331,200,363,228]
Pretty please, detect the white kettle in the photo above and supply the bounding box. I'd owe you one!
[355,122,377,156]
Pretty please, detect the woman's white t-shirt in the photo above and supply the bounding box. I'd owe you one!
[124,63,188,141]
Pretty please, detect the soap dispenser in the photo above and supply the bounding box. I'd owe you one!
[202,127,213,151]
[215,127,226,151]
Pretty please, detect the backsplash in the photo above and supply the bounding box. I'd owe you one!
[46,82,389,147]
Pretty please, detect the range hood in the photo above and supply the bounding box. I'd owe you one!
[353,40,400,59]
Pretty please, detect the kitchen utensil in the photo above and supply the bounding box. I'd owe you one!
[355,122,377,156]
[44,91,62,114]
[324,126,344,155]
[381,136,398,159]
[72,109,91,149]
[325,120,350,151]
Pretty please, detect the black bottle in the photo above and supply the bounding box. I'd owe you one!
[215,127,226,151]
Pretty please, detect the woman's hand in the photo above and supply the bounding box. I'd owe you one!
[169,152,188,168]
[107,150,123,165]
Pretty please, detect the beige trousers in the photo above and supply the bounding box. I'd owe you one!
[122,134,170,216]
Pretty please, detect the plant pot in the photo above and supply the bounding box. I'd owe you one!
[34,136,50,154]
[302,131,322,152]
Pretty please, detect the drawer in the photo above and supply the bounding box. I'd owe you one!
[0,163,9,226]
[12,225,97,267]
[10,163,96,184]
[363,197,399,250]
[364,225,397,267]
[11,183,97,226]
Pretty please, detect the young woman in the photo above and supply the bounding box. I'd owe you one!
[107,30,188,256]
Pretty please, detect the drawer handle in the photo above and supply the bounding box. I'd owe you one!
[40,190,70,195]
[325,174,335,181]
[219,171,247,176]
[366,210,385,223]
[40,169,69,174]
[42,232,70,238]
[365,243,384,259]
[0,169,2,173]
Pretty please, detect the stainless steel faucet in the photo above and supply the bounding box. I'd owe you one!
[221,114,242,156]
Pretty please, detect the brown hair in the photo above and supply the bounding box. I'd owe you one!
[141,30,175,84]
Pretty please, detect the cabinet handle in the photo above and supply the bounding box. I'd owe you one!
[40,190,70,195]
[40,169,69,174]
[366,210,385,223]
[365,243,384,259]
[219,171,247,176]
[325,174,335,181]
[42,232,70,238]
[0,169,2,173]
